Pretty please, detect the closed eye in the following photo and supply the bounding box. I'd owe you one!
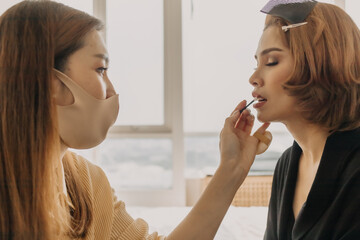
[266,61,278,66]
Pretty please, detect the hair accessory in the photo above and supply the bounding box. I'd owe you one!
[261,0,317,28]
[281,22,308,32]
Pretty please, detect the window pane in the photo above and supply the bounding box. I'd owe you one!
[107,0,164,126]
[97,138,172,189]
[182,1,295,177]
[346,0,360,28]
[183,0,270,133]
[185,131,293,178]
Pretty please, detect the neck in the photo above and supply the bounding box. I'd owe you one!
[284,119,330,164]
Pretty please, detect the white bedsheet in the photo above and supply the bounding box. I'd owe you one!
[127,206,268,240]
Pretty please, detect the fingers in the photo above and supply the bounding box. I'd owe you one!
[229,100,246,116]
[225,100,246,127]
[243,114,255,134]
[225,110,240,128]
[235,109,254,132]
[254,122,270,134]
[224,100,255,134]
[234,100,247,112]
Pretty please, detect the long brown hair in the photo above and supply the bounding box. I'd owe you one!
[0,1,103,239]
[265,3,360,132]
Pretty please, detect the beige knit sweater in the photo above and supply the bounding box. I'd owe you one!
[69,152,166,240]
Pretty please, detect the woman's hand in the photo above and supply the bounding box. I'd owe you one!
[219,100,270,176]
[168,100,271,240]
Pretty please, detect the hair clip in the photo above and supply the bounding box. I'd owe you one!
[261,0,317,24]
[281,22,308,32]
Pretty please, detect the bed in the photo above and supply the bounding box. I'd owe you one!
[127,206,268,239]
[127,175,272,239]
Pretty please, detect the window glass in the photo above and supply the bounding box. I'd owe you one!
[182,0,294,177]
[183,0,267,133]
[185,131,294,177]
[97,138,173,189]
[107,0,164,126]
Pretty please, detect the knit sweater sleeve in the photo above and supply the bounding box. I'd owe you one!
[73,153,166,240]
[110,192,166,240]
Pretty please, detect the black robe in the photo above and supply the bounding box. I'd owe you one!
[264,128,360,240]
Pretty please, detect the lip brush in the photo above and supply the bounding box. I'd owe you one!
[239,98,256,113]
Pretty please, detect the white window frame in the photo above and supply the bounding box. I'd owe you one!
[92,0,185,206]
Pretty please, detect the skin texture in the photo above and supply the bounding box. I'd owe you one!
[249,26,301,125]
[250,25,330,219]
[53,30,116,107]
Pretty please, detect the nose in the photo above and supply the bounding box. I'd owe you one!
[249,71,263,88]
[104,74,117,98]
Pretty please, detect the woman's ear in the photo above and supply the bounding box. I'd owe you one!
[52,73,74,106]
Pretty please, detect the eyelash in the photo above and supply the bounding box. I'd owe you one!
[96,67,108,75]
[266,61,278,66]
[254,61,278,70]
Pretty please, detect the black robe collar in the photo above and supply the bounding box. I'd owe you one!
[278,128,360,239]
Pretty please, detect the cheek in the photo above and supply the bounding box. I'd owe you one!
[273,67,292,85]
[89,76,107,99]
[78,73,107,100]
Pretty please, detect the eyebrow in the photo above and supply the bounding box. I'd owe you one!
[255,47,283,59]
[93,53,109,64]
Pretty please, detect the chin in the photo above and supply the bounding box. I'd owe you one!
[256,112,269,123]
[256,112,277,124]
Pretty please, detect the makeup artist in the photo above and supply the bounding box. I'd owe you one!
[0,1,272,239]
[249,0,360,239]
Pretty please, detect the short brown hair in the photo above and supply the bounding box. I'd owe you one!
[265,3,360,132]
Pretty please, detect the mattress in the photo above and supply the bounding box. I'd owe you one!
[127,206,268,239]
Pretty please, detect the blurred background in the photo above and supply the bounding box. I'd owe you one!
[1,0,358,206]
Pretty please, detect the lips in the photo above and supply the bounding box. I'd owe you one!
[252,92,267,108]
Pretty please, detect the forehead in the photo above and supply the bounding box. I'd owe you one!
[256,25,288,56]
[82,30,108,55]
